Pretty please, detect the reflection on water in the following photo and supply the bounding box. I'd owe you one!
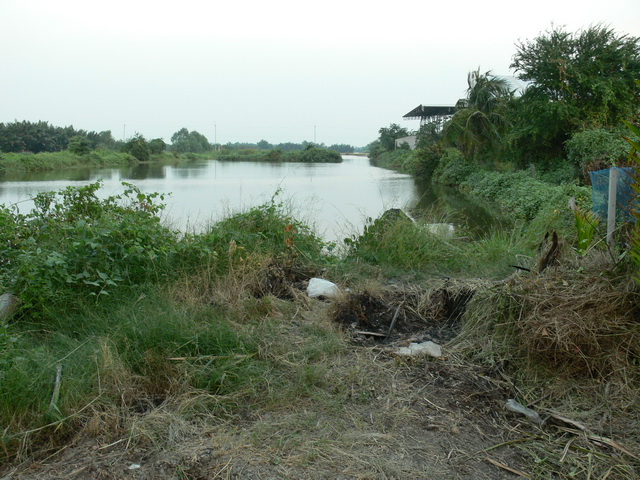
[0,156,500,241]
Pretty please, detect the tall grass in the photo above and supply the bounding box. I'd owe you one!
[343,210,534,279]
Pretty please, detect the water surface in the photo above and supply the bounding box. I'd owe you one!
[0,155,501,241]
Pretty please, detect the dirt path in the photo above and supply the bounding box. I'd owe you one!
[1,347,532,480]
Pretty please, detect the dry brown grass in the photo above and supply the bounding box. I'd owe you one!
[515,269,639,378]
[452,255,640,479]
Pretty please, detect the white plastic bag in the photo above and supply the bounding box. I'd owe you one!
[307,278,340,299]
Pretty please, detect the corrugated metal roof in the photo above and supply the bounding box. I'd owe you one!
[403,105,456,119]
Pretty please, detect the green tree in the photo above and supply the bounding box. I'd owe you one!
[0,121,83,153]
[511,25,640,131]
[257,139,272,150]
[87,130,117,150]
[148,138,166,155]
[170,128,212,153]
[68,135,92,155]
[378,124,410,151]
[123,134,150,162]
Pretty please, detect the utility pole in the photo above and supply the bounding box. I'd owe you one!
[314,124,317,144]
[123,124,126,142]
[214,123,218,151]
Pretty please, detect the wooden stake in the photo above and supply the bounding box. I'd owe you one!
[607,167,618,247]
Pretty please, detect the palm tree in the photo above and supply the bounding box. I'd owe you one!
[444,68,514,158]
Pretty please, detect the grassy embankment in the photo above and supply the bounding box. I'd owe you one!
[217,146,343,163]
[0,150,135,173]
[0,150,223,175]
[0,176,638,478]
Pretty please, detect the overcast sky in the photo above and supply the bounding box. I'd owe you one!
[1,0,639,147]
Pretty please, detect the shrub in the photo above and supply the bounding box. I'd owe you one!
[433,148,475,186]
[295,146,342,163]
[537,160,579,185]
[67,136,91,155]
[565,128,630,181]
[0,182,181,317]
[122,134,150,162]
[463,170,590,221]
[404,143,443,178]
[204,195,327,269]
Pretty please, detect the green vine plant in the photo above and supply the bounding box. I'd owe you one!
[622,79,640,283]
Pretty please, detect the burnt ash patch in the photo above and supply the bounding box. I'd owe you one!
[332,284,475,345]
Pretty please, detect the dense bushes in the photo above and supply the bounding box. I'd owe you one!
[0,183,182,315]
[565,127,631,181]
[432,148,474,186]
[0,182,337,458]
[463,170,590,220]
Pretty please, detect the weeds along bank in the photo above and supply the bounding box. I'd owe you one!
[0,180,512,457]
[372,147,591,227]
[370,152,640,477]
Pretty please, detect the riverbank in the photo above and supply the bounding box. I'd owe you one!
[0,182,638,479]
[0,146,344,176]
[0,150,224,175]
[372,148,592,236]
[0,150,135,173]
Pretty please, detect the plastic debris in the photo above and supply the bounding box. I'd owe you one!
[307,278,340,299]
[505,399,543,425]
[425,223,455,236]
[128,464,141,470]
[394,341,442,358]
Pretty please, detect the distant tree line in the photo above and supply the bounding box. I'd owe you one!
[0,121,118,153]
[0,122,215,162]
[0,121,359,162]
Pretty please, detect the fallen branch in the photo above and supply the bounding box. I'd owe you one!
[485,456,531,478]
[384,303,404,342]
[354,331,387,337]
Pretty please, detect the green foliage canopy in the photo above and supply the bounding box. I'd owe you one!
[443,69,513,159]
[511,25,640,127]
[148,138,167,155]
[170,128,212,153]
[508,25,640,163]
[67,135,92,155]
[122,133,150,162]
[378,123,410,151]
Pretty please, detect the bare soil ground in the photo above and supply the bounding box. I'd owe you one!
[0,354,528,480]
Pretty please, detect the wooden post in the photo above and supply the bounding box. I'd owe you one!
[607,168,618,247]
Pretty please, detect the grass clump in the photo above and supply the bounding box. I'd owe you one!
[343,209,534,279]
